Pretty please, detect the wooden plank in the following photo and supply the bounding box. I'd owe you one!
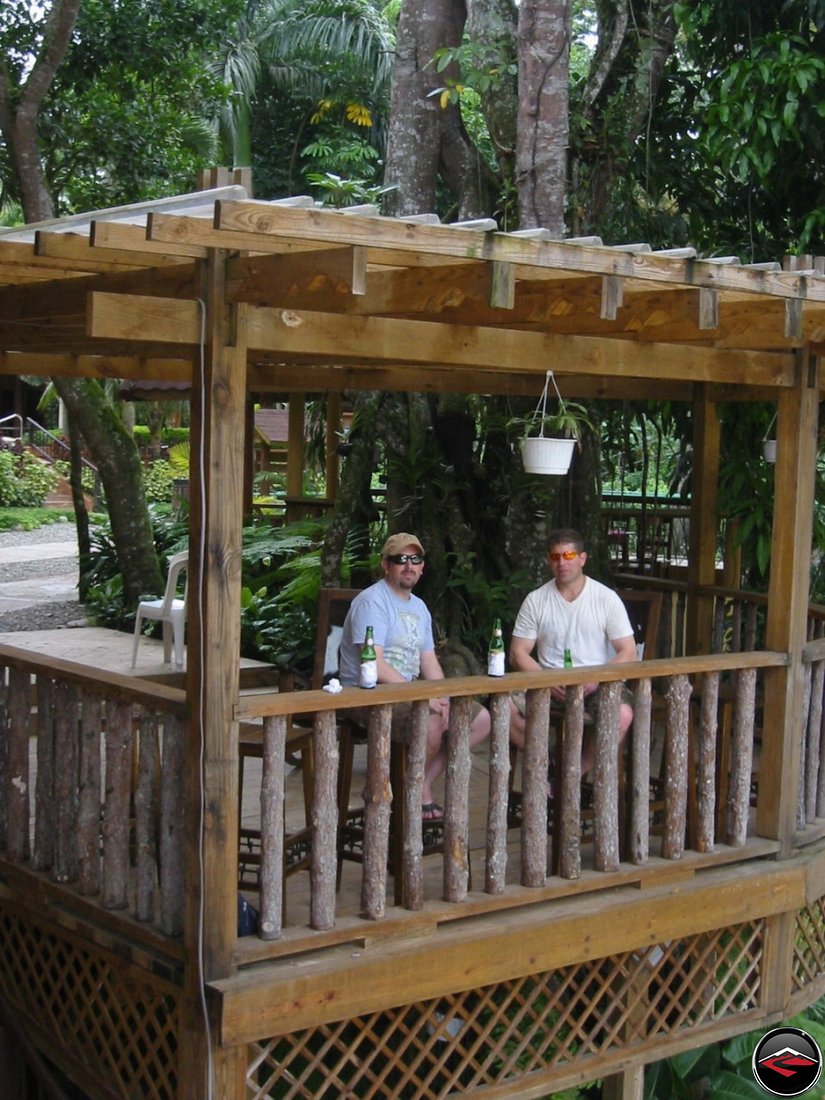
[236,652,789,721]
[88,291,200,343]
[686,387,721,654]
[91,219,208,260]
[0,351,192,381]
[241,307,796,387]
[213,200,825,301]
[760,358,821,852]
[212,858,806,1041]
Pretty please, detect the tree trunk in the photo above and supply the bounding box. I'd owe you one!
[516,0,572,232]
[0,0,82,222]
[53,378,163,605]
[383,0,467,217]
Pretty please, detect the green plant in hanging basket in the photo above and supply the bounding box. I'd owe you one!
[509,372,594,476]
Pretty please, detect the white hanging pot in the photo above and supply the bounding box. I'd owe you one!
[521,436,576,475]
[762,439,777,463]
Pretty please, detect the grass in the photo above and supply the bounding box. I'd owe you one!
[0,507,74,531]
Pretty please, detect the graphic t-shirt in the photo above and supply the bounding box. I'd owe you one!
[338,579,435,686]
[511,576,633,669]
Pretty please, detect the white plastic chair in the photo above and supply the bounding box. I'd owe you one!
[131,551,188,669]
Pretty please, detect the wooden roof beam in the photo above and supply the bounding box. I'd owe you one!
[86,292,797,388]
[212,201,825,301]
[0,351,192,380]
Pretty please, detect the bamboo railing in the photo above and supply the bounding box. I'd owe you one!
[0,645,187,937]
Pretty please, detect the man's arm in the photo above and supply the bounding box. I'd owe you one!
[419,649,445,681]
[509,634,541,672]
[373,644,407,684]
[608,635,637,665]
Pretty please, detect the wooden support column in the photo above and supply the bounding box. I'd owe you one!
[179,251,248,1100]
[758,353,819,855]
[287,394,305,499]
[685,385,720,655]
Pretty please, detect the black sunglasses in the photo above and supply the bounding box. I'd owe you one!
[386,553,425,565]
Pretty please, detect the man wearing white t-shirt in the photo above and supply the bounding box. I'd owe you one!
[509,528,636,777]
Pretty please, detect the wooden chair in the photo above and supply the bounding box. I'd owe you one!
[237,587,361,891]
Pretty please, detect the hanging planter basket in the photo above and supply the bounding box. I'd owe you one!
[762,412,777,463]
[518,370,587,476]
[521,436,576,475]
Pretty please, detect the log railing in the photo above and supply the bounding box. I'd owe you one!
[801,634,825,829]
[0,645,187,937]
[236,650,788,940]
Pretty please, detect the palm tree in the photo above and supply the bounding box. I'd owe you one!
[213,0,394,180]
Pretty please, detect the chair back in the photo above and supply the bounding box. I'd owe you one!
[311,588,362,689]
[160,551,188,614]
[616,588,662,661]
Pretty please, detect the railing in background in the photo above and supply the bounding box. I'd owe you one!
[0,646,186,937]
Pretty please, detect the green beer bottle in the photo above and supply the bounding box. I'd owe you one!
[487,618,505,676]
[359,625,378,688]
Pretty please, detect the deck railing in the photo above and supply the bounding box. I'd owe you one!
[5,638,822,951]
[0,645,186,937]
[237,650,789,941]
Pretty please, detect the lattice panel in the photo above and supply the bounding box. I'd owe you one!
[247,921,763,1099]
[793,895,825,990]
[0,899,179,1100]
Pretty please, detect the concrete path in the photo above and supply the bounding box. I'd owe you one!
[0,538,79,612]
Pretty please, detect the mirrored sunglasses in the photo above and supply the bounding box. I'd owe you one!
[387,553,425,565]
[549,550,580,562]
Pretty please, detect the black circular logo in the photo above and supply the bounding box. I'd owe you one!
[752,1026,823,1096]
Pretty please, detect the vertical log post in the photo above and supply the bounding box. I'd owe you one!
[259,715,286,941]
[485,693,511,895]
[663,674,691,860]
[102,698,132,910]
[135,710,159,921]
[311,709,339,931]
[53,680,79,882]
[402,700,429,910]
[559,684,584,880]
[76,692,102,895]
[361,704,392,920]
[805,660,823,821]
[32,676,55,872]
[726,668,757,847]
[521,688,550,887]
[0,666,7,849]
[6,667,30,863]
[443,695,472,903]
[160,712,185,937]
[628,678,652,866]
[695,671,719,853]
[593,681,621,873]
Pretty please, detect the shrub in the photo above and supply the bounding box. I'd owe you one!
[0,448,59,507]
[144,460,175,503]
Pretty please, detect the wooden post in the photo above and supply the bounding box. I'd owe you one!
[178,250,248,1099]
[685,385,720,655]
[287,394,305,499]
[758,355,820,854]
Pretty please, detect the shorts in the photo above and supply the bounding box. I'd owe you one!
[511,682,633,721]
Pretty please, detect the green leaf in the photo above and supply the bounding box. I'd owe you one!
[670,1042,720,1083]
[704,1068,766,1099]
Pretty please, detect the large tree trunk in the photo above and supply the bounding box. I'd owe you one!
[53,379,163,605]
[516,0,572,232]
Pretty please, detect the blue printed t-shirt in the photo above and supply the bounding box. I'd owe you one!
[339,578,435,686]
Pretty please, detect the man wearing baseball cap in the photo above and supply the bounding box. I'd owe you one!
[340,532,490,820]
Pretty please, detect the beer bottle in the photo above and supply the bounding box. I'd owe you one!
[359,626,378,688]
[487,618,505,677]
[563,647,573,669]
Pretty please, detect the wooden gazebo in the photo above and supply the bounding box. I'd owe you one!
[0,183,823,1100]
